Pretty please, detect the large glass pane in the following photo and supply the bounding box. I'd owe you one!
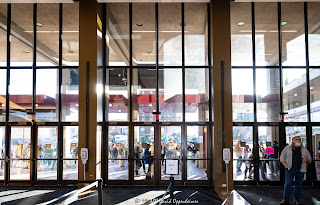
[132,68,156,122]
[187,160,208,180]
[255,3,279,66]
[258,127,280,181]
[0,160,4,180]
[0,127,4,159]
[310,69,320,122]
[282,69,307,122]
[134,126,154,180]
[286,126,307,147]
[308,3,320,66]
[10,126,31,180]
[281,3,306,66]
[11,4,33,67]
[61,68,79,122]
[231,2,253,66]
[37,160,57,180]
[63,160,78,180]
[36,69,59,122]
[159,3,182,66]
[107,4,130,66]
[185,68,209,122]
[256,69,280,122]
[62,3,79,66]
[0,69,6,121]
[97,68,103,122]
[187,126,207,159]
[0,4,7,67]
[132,3,156,66]
[106,68,129,122]
[36,4,59,66]
[233,126,253,181]
[9,69,33,122]
[232,69,254,122]
[37,127,57,159]
[185,3,208,66]
[63,126,78,159]
[108,126,128,180]
[159,69,182,122]
[312,127,320,181]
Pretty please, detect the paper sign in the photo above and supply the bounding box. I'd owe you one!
[266,148,274,154]
[165,159,179,175]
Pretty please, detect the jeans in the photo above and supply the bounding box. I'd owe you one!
[236,155,243,171]
[269,157,279,174]
[283,168,304,201]
[259,161,267,180]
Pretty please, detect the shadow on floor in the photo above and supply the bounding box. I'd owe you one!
[235,186,320,205]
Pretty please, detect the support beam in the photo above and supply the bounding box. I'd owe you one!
[210,0,233,200]
[79,0,98,186]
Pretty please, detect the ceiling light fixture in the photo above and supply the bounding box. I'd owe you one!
[238,22,245,26]
[294,93,298,96]
[310,87,314,90]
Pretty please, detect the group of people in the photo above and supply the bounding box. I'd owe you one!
[110,142,128,167]
[235,140,280,180]
[134,142,153,180]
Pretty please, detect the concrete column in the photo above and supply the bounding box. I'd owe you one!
[79,0,98,185]
[210,0,233,200]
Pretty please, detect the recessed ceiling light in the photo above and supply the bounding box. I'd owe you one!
[36,22,43,27]
[23,50,29,53]
[35,104,39,107]
[238,22,245,26]
[75,104,79,107]
[118,110,121,112]
[310,87,314,90]
[294,93,298,96]
[281,22,287,26]
[149,104,152,107]
[136,23,143,27]
[109,104,112,107]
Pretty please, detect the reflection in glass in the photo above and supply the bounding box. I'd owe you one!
[185,68,209,122]
[63,160,78,180]
[159,3,182,66]
[255,3,279,66]
[132,69,156,122]
[259,127,280,181]
[0,69,6,121]
[286,127,307,147]
[187,126,207,159]
[282,69,307,122]
[159,69,182,122]
[11,4,33,67]
[0,4,7,66]
[281,3,306,66]
[107,4,130,66]
[10,160,30,180]
[187,160,208,180]
[232,69,254,122]
[231,3,253,66]
[63,126,78,159]
[106,69,129,121]
[132,3,156,66]
[310,69,320,122]
[256,69,280,122]
[10,127,31,159]
[308,3,320,66]
[63,3,79,66]
[108,160,128,180]
[61,69,79,122]
[108,126,128,160]
[233,126,253,181]
[36,69,59,122]
[37,127,58,159]
[37,160,57,180]
[36,4,59,66]
[185,3,208,66]
[312,127,320,159]
[9,69,33,122]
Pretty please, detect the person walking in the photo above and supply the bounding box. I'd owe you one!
[279,136,311,205]
[235,140,243,172]
[269,141,280,176]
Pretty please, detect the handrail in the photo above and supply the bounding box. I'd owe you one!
[159,177,174,205]
[38,179,103,205]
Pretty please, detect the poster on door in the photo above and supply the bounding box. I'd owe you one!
[165,159,179,175]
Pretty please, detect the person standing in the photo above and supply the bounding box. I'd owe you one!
[235,140,243,172]
[269,141,280,176]
[279,136,311,205]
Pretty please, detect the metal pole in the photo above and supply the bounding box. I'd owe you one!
[98,179,103,205]
[226,163,228,195]
[170,176,174,203]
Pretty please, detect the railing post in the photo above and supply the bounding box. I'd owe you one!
[170,176,174,203]
[98,179,103,205]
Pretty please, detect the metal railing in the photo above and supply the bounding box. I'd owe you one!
[39,179,103,205]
